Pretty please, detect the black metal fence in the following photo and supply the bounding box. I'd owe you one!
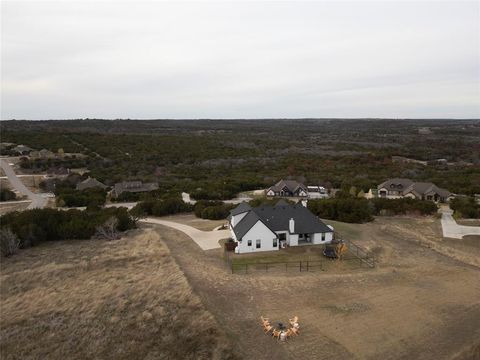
[224,233,375,274]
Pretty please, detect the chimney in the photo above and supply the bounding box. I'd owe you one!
[289,218,295,233]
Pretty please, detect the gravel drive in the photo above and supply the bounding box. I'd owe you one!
[440,207,480,239]
[140,217,229,250]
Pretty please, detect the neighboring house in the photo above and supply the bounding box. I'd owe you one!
[46,166,70,177]
[76,177,107,191]
[12,144,33,155]
[228,200,334,254]
[374,178,453,202]
[112,181,159,198]
[266,179,308,197]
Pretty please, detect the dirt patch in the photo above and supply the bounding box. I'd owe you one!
[153,216,480,360]
[0,229,238,360]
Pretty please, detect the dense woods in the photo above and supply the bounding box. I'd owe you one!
[1,119,479,199]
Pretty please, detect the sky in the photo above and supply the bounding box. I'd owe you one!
[1,1,479,119]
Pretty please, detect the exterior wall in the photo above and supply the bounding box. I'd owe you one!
[231,212,247,227]
[312,232,333,244]
[404,193,417,199]
[266,189,275,196]
[235,220,278,254]
[288,234,298,246]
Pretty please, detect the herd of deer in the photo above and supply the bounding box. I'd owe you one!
[260,315,300,341]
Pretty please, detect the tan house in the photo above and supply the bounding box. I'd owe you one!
[372,178,453,202]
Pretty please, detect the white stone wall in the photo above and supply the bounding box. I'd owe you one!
[312,232,333,244]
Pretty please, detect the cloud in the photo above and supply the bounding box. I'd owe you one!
[1,1,479,119]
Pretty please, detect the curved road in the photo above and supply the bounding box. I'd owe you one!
[140,217,229,250]
[0,159,48,209]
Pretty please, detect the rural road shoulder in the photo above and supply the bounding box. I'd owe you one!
[440,208,480,239]
[0,158,49,209]
[140,217,229,250]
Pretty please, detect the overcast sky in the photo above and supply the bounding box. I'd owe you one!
[1,1,479,119]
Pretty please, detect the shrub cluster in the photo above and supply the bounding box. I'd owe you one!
[130,198,193,217]
[56,188,107,208]
[193,200,235,220]
[450,197,480,218]
[308,198,374,223]
[371,198,438,216]
[0,188,16,201]
[308,197,439,223]
[0,207,136,252]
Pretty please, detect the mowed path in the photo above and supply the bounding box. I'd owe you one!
[140,217,229,250]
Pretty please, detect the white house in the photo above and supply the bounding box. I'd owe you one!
[228,200,334,254]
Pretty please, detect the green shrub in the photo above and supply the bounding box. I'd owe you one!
[450,197,479,218]
[0,207,136,250]
[0,189,16,201]
[0,228,20,257]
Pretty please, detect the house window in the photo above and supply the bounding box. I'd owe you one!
[299,234,304,239]
[256,240,261,249]
[278,233,286,241]
[247,240,252,246]
[321,233,325,241]
[273,239,277,247]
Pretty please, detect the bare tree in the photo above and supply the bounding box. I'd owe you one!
[94,217,120,241]
[0,228,20,257]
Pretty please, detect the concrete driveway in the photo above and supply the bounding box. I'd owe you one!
[140,217,229,250]
[0,158,49,209]
[440,207,480,239]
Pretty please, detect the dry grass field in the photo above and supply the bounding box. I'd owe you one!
[2,215,479,360]
[154,216,480,360]
[0,229,238,360]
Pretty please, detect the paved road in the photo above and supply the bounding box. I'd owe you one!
[0,159,49,209]
[440,207,480,239]
[140,217,229,250]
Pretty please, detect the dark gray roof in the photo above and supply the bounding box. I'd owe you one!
[76,177,107,191]
[232,203,332,240]
[253,204,332,234]
[232,211,265,239]
[268,179,307,193]
[378,178,414,190]
[275,199,289,206]
[404,182,451,198]
[229,202,252,216]
[114,181,158,196]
